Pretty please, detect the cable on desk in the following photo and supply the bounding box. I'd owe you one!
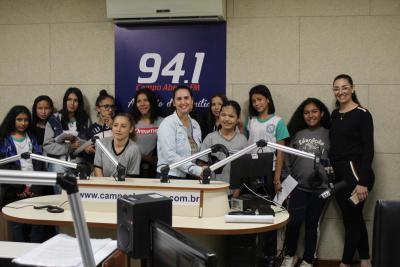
[5,203,66,213]
[58,200,69,207]
[243,183,288,213]
[33,205,64,213]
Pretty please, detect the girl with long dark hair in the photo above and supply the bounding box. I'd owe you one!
[31,95,54,145]
[246,84,290,266]
[43,87,90,179]
[204,93,228,135]
[0,105,54,242]
[280,98,331,267]
[131,88,163,177]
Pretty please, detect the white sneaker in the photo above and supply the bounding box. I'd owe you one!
[299,260,313,267]
[280,256,296,267]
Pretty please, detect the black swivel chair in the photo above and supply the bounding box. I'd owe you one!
[372,200,400,267]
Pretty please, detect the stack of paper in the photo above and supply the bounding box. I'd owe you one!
[13,234,117,267]
[273,174,298,205]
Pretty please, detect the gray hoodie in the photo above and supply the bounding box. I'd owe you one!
[282,127,330,192]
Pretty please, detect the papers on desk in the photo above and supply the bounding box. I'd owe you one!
[13,234,117,267]
[273,175,298,205]
[225,214,274,224]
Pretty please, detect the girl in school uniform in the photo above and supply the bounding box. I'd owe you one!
[84,89,116,166]
[200,100,247,196]
[246,84,290,267]
[31,95,54,146]
[93,113,141,178]
[43,87,91,180]
[87,89,115,141]
[0,105,53,242]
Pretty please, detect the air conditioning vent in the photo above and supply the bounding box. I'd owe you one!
[106,0,226,24]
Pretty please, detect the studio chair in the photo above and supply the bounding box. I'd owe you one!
[372,200,400,267]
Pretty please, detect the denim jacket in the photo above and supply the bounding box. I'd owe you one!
[157,112,202,178]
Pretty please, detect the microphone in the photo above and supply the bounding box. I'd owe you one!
[208,144,231,175]
[309,149,323,188]
[319,180,348,199]
[210,144,229,158]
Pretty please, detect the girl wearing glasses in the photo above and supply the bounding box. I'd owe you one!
[87,90,115,141]
[330,74,374,267]
[82,90,116,165]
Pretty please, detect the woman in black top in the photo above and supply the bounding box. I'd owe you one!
[330,74,374,267]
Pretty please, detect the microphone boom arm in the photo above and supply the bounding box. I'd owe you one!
[22,152,78,169]
[0,154,22,165]
[160,144,230,184]
[0,169,96,267]
[1,152,91,179]
[94,138,126,181]
[203,139,324,187]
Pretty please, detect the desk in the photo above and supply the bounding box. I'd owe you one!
[2,177,288,234]
[2,178,289,266]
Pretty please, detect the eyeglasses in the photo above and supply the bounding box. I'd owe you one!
[332,86,352,92]
[99,104,116,110]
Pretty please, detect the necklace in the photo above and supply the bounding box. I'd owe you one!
[339,104,358,120]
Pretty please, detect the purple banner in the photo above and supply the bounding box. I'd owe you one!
[115,23,226,113]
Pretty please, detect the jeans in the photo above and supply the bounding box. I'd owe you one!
[284,188,327,263]
[9,222,55,243]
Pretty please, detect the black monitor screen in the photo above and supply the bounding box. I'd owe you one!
[151,221,217,267]
[230,153,274,189]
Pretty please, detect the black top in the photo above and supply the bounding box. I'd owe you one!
[33,125,46,145]
[329,106,374,187]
